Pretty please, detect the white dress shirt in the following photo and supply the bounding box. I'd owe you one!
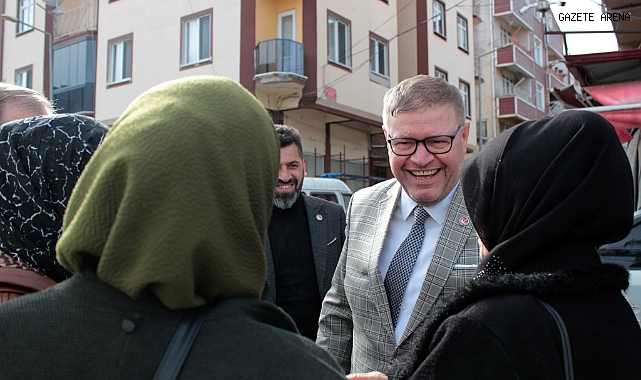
[378,184,458,344]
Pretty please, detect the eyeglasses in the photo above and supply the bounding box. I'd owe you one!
[387,125,462,156]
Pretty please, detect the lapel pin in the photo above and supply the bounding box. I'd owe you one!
[459,217,470,226]
[316,214,323,221]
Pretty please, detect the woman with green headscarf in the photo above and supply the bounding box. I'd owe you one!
[0,76,346,379]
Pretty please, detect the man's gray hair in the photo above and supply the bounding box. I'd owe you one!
[382,75,466,128]
[0,83,54,123]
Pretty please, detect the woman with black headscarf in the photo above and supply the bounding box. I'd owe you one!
[393,110,641,379]
[0,114,108,302]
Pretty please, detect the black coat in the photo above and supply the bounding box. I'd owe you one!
[0,275,347,379]
[400,264,641,380]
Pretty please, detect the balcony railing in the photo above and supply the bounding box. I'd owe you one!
[546,34,564,61]
[496,45,535,78]
[255,38,304,76]
[493,0,535,31]
[498,96,537,121]
[54,2,97,38]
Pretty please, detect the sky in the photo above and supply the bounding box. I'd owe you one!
[549,0,618,55]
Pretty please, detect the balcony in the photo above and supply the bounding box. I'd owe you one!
[54,2,97,38]
[548,69,566,89]
[254,38,307,111]
[498,95,536,122]
[493,0,535,31]
[496,44,535,78]
[545,18,564,62]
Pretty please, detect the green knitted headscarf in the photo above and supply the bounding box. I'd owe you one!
[57,76,279,310]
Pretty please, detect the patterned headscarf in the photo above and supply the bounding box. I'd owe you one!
[461,110,634,277]
[57,76,280,310]
[0,114,109,282]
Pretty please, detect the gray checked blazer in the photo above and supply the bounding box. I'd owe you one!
[262,194,347,304]
[317,179,479,375]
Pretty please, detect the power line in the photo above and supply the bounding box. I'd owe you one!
[310,0,468,98]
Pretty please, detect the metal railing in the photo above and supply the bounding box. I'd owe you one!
[255,38,304,76]
[54,2,97,38]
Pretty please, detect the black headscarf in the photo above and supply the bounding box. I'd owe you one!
[0,114,108,282]
[461,110,634,276]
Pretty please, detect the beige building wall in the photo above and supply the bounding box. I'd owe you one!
[315,0,398,122]
[396,0,418,82]
[427,0,477,151]
[94,0,242,124]
[1,2,48,94]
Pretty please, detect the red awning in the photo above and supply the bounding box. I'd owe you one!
[550,85,585,108]
[581,81,641,142]
[584,80,641,105]
[595,109,640,142]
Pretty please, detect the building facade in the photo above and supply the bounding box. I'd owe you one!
[473,0,568,146]
[2,0,478,190]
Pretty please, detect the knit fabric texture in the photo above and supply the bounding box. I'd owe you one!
[56,75,280,309]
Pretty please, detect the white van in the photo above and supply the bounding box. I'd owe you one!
[302,177,352,211]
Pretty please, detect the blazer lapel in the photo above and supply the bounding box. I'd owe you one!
[368,181,402,343]
[401,185,474,341]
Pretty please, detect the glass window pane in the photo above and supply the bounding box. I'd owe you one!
[328,18,336,62]
[199,16,211,60]
[378,41,386,75]
[185,19,198,64]
[68,43,79,87]
[338,22,346,65]
[110,44,119,82]
[281,15,293,40]
[123,40,132,79]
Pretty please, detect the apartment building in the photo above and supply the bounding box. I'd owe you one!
[396,0,477,154]
[473,0,568,145]
[2,0,478,190]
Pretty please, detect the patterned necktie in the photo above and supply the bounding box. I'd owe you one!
[384,206,429,327]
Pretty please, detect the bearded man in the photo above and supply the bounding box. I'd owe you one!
[262,124,346,341]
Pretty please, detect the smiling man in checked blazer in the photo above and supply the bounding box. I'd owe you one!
[317,75,479,376]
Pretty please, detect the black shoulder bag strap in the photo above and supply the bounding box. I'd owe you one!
[538,299,574,380]
[152,306,212,380]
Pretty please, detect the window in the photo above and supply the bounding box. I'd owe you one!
[16,65,33,88]
[457,14,468,51]
[53,37,96,113]
[459,80,470,118]
[18,0,34,33]
[500,25,512,47]
[370,34,388,77]
[435,67,448,81]
[533,37,543,66]
[278,10,295,40]
[328,12,351,68]
[107,34,132,85]
[536,82,545,111]
[502,75,515,96]
[181,10,212,67]
[433,0,445,37]
[15,66,32,88]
